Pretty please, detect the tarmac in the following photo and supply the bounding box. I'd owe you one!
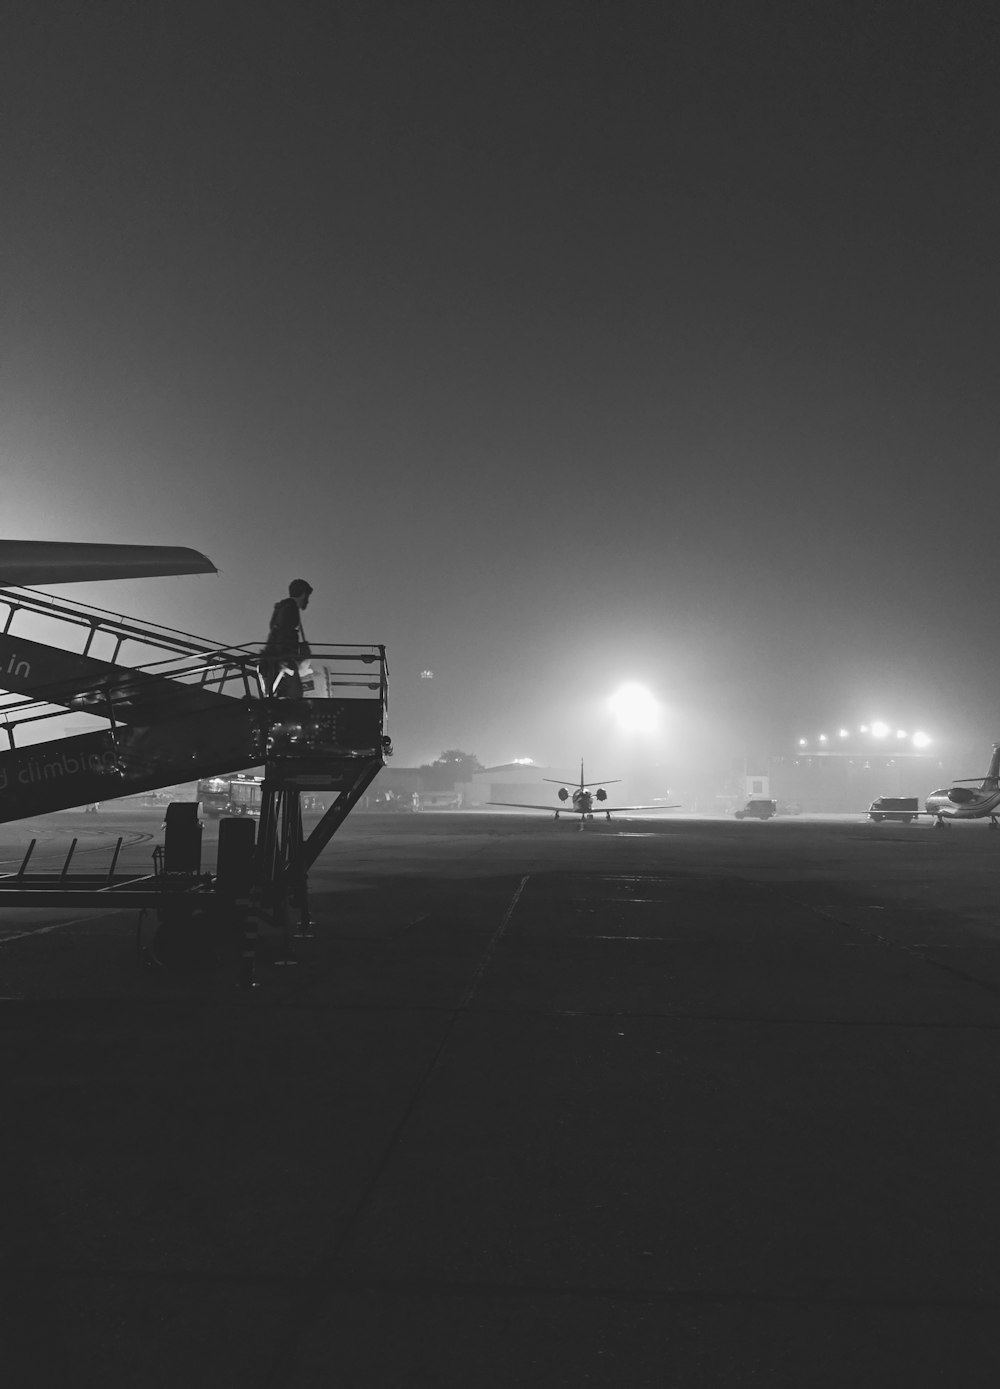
[2,806,1000,1387]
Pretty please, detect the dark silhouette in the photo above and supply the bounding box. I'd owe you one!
[261,579,312,697]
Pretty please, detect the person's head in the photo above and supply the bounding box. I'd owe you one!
[289,578,313,609]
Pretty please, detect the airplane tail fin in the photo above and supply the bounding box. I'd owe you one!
[543,760,588,790]
[541,760,621,789]
[981,743,1000,789]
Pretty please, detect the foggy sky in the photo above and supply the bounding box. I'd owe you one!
[2,1,998,773]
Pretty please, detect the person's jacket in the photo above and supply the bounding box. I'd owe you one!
[263,597,307,661]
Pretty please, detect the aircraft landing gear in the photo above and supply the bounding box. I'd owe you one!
[990,816,999,829]
[933,816,949,830]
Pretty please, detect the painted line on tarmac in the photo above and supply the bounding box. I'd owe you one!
[456,872,530,1011]
[0,912,109,946]
[590,934,684,941]
[263,874,535,1386]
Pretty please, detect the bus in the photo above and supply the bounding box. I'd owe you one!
[229,776,264,817]
[197,775,264,818]
[197,777,231,818]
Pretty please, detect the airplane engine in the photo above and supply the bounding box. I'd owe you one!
[948,787,977,804]
[596,788,608,802]
[557,787,569,801]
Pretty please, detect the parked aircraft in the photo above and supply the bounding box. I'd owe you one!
[490,761,680,826]
[925,743,1000,828]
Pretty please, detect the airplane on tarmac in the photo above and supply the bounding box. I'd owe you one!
[925,742,1000,828]
[490,761,680,827]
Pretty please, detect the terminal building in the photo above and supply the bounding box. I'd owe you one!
[465,762,552,808]
[768,750,946,813]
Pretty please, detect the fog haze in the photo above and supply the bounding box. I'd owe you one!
[3,2,997,775]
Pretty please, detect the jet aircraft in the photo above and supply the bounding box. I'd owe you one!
[490,761,680,826]
[925,743,1000,828]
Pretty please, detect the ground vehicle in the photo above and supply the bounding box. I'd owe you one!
[197,777,231,818]
[868,796,919,824]
[198,775,264,818]
[734,798,778,820]
[415,791,463,810]
[362,789,416,812]
[229,776,264,817]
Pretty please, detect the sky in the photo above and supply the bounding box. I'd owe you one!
[2,0,998,778]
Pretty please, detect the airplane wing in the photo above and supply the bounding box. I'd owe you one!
[488,802,559,811]
[602,804,682,814]
[542,778,621,787]
[0,540,216,586]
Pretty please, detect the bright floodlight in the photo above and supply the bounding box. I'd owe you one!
[819,734,828,742]
[610,682,659,733]
[798,738,807,747]
[870,721,890,738]
[838,729,849,738]
[912,731,931,749]
[896,729,907,739]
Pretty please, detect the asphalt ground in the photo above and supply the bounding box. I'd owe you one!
[2,806,1000,1386]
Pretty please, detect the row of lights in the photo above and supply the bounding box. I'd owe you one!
[798,724,932,750]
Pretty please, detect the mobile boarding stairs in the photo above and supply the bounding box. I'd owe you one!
[0,586,390,977]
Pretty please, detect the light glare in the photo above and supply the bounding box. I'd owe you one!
[610,682,659,733]
[870,721,890,738]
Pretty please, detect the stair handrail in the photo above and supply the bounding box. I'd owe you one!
[0,641,388,749]
[0,586,228,650]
